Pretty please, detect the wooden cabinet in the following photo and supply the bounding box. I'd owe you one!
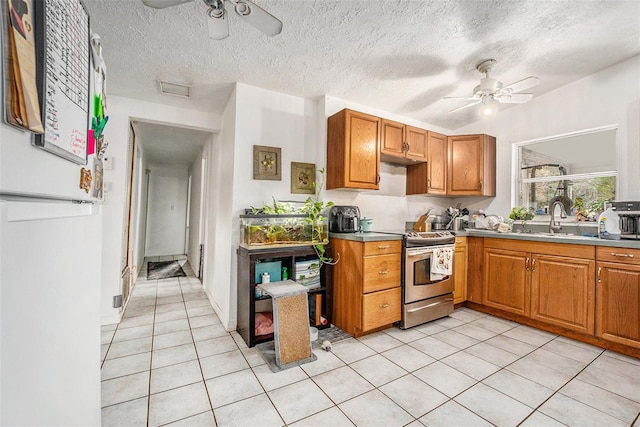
[327,109,381,190]
[236,245,331,347]
[453,236,467,304]
[483,239,595,334]
[380,119,428,165]
[406,131,447,195]
[596,247,640,349]
[447,134,496,196]
[330,238,402,337]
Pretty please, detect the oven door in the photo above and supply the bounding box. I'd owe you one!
[404,246,454,303]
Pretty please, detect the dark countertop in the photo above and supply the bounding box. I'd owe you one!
[461,229,640,249]
[329,231,404,242]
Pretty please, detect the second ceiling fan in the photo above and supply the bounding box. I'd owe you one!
[445,59,540,117]
[142,0,283,40]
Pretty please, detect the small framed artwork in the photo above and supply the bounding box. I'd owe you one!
[253,145,281,181]
[291,162,316,194]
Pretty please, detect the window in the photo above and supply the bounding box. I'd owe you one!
[513,127,617,220]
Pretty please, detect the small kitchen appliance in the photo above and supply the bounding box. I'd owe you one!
[329,206,360,233]
[610,201,640,240]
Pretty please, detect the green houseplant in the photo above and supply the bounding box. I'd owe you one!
[509,206,536,231]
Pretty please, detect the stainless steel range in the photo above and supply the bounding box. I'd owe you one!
[400,231,456,329]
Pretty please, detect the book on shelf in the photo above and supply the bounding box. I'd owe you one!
[308,293,322,326]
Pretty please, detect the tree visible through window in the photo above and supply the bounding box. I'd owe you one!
[514,127,617,221]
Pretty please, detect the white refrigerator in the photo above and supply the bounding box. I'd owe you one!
[0,2,103,424]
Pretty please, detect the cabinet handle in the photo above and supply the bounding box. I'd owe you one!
[378,270,389,275]
[376,174,381,184]
[597,267,602,283]
[480,180,484,191]
[610,252,635,258]
[405,142,410,152]
[380,303,390,309]
[378,244,390,249]
[427,178,431,188]
[525,257,530,271]
[531,258,536,272]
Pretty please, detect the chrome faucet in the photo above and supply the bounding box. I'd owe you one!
[549,200,567,233]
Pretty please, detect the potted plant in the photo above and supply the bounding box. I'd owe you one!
[509,206,536,232]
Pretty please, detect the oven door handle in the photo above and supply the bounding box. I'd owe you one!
[407,249,433,257]
[407,297,454,313]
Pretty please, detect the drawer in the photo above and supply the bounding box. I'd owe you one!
[364,240,402,256]
[597,246,640,265]
[362,287,401,331]
[363,254,401,293]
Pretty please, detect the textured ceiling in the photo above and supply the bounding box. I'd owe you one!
[84,0,640,160]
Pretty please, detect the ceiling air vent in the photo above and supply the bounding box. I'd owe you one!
[158,80,191,98]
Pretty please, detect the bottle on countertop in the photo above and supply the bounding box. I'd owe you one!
[598,207,621,240]
[282,267,288,280]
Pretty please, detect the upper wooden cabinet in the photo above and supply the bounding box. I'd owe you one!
[380,119,428,165]
[406,131,447,195]
[447,134,496,196]
[326,109,381,190]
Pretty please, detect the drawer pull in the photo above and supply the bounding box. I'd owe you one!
[377,245,390,249]
[379,303,390,309]
[378,270,389,275]
[597,267,602,283]
[611,252,635,258]
[531,258,536,272]
[525,257,530,271]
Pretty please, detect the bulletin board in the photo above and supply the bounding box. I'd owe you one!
[33,0,90,165]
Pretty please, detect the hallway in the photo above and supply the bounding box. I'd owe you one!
[101,257,640,426]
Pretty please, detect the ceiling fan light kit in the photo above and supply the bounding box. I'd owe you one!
[445,59,539,118]
[142,0,283,40]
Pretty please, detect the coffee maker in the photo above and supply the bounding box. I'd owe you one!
[610,201,640,240]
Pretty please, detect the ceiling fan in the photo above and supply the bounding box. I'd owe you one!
[445,59,539,117]
[141,0,283,40]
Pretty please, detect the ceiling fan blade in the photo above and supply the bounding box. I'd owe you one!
[227,0,283,36]
[141,0,194,9]
[496,93,533,104]
[448,99,482,114]
[208,7,230,39]
[444,95,478,101]
[502,76,539,94]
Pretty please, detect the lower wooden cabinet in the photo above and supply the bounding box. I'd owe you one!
[330,238,402,337]
[483,239,595,334]
[596,247,640,348]
[453,237,467,304]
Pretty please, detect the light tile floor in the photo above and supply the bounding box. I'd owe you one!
[101,255,640,427]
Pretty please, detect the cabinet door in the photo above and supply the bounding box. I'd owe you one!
[531,254,595,334]
[596,262,640,348]
[483,248,530,316]
[362,287,401,331]
[405,126,428,162]
[427,131,447,194]
[453,238,467,304]
[327,109,380,190]
[448,135,483,195]
[381,119,406,158]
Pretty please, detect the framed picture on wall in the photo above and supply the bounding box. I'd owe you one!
[253,145,281,180]
[291,162,315,194]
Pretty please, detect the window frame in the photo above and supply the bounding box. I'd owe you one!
[511,125,619,220]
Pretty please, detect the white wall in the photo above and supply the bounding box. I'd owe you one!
[454,54,640,217]
[101,96,220,324]
[144,164,189,256]
[187,142,209,276]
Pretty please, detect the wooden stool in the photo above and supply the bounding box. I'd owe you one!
[256,280,316,371]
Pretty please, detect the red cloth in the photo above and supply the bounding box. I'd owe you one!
[255,312,274,336]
